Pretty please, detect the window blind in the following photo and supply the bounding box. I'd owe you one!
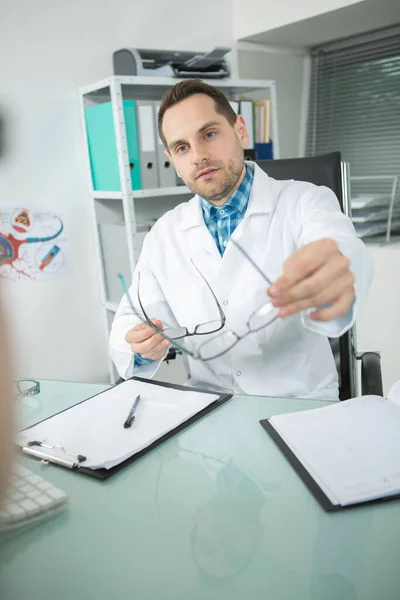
[306,26,400,236]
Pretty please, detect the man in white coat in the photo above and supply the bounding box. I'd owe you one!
[110,80,373,400]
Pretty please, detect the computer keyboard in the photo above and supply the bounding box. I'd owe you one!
[0,463,68,536]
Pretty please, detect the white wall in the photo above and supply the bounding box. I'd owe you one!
[0,0,233,383]
[356,245,400,396]
[237,42,310,158]
[232,0,364,41]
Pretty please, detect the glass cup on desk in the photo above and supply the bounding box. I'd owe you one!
[119,239,279,362]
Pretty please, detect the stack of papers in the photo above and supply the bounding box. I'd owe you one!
[354,219,400,239]
[351,194,392,210]
[352,207,400,223]
[264,382,400,508]
[350,194,400,239]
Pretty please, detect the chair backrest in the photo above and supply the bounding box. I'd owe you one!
[256,152,354,400]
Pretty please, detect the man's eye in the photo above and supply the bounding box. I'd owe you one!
[205,131,216,139]
[176,145,187,153]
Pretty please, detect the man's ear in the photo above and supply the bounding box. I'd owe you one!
[164,148,181,178]
[234,115,250,149]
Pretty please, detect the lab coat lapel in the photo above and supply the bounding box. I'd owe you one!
[223,162,275,257]
[178,194,222,267]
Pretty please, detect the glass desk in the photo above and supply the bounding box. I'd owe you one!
[1,379,399,600]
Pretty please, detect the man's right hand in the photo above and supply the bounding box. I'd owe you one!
[124,319,170,360]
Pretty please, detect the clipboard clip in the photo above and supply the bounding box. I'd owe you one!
[21,439,87,470]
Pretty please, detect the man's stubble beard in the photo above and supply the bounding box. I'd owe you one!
[186,147,245,203]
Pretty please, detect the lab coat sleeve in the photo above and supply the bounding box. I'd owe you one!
[109,230,178,380]
[295,185,373,337]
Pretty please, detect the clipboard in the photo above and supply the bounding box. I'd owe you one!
[260,417,400,512]
[17,377,232,481]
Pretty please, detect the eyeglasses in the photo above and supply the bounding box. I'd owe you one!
[119,239,279,362]
[14,379,40,410]
[137,259,226,340]
[15,379,40,399]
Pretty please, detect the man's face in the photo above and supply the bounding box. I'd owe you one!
[162,94,249,205]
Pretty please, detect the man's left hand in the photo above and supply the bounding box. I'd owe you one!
[267,239,355,322]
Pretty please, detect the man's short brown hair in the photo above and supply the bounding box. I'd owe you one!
[158,79,237,148]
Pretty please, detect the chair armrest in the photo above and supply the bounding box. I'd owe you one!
[356,352,383,397]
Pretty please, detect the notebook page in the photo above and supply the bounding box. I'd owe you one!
[18,380,219,470]
[271,425,340,506]
[270,396,400,507]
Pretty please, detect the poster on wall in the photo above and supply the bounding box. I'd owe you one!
[0,207,69,282]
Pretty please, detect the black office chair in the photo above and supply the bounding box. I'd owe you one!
[256,151,383,400]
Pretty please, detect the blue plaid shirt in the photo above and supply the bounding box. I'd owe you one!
[134,163,254,367]
[199,163,254,255]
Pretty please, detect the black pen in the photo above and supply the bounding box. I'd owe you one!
[123,394,141,429]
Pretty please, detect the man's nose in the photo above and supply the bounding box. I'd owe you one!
[191,141,209,166]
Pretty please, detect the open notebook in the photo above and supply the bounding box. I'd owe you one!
[261,382,400,511]
[16,378,231,480]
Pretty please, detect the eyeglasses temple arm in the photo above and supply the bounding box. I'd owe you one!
[137,271,153,323]
[230,239,273,286]
[189,259,226,324]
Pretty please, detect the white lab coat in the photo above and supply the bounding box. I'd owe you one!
[110,162,373,400]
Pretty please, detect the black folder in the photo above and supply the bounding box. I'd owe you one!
[17,377,232,481]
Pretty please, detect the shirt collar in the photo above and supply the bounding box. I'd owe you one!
[178,162,273,231]
[199,163,254,220]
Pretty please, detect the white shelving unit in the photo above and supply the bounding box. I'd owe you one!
[79,75,279,382]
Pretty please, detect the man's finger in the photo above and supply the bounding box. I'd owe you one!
[125,326,157,344]
[143,339,170,360]
[277,273,355,318]
[268,239,338,296]
[309,289,355,322]
[125,318,163,344]
[130,332,165,355]
[149,318,163,329]
[272,257,353,307]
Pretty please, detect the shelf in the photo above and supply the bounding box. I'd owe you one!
[80,75,274,98]
[92,186,192,200]
[93,191,123,200]
[132,185,191,198]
